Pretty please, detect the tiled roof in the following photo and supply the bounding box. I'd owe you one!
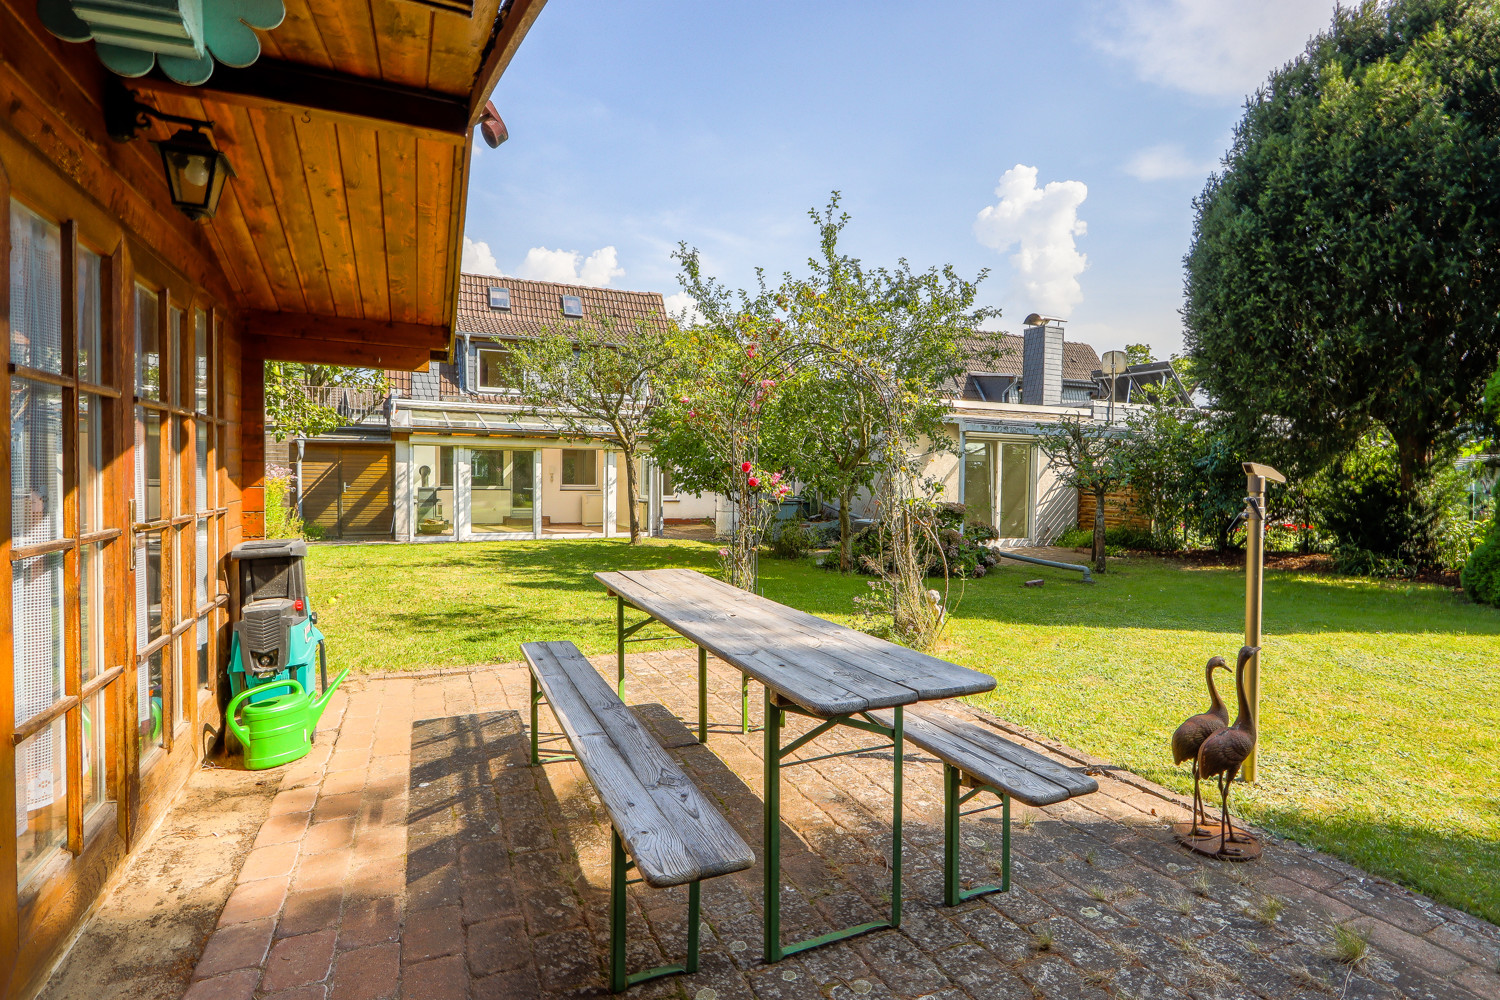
[952,330,1103,399]
[454,273,672,340]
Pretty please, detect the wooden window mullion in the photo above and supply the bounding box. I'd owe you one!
[60,223,84,854]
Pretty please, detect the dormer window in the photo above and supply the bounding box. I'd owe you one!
[487,286,511,310]
[560,295,583,318]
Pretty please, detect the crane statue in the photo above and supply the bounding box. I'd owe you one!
[1171,655,1231,836]
[1197,644,1260,858]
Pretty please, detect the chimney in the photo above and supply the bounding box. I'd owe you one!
[1021,316,1065,406]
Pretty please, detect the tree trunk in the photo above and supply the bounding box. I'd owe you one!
[621,444,642,544]
[1092,485,1107,574]
[839,486,854,573]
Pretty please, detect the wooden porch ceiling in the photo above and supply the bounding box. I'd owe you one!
[131,0,546,369]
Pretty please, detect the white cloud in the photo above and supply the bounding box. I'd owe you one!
[1093,0,1340,100]
[1123,143,1217,182]
[662,292,702,326]
[461,236,503,277]
[516,245,625,287]
[974,165,1089,318]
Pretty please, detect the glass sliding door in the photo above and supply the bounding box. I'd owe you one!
[470,447,534,533]
[998,442,1032,540]
[962,441,994,528]
[412,444,455,536]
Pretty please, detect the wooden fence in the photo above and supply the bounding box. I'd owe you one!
[1076,488,1151,531]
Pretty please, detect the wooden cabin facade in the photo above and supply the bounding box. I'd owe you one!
[0,0,544,994]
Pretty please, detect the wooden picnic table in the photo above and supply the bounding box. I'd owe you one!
[594,567,996,962]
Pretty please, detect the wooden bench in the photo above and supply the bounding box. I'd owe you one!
[870,705,1098,905]
[522,641,755,992]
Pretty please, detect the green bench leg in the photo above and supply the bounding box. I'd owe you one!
[530,675,540,766]
[741,674,749,733]
[609,828,702,993]
[698,646,708,744]
[616,595,627,700]
[942,763,1009,906]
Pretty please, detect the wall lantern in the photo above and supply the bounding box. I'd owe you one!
[153,126,234,221]
[105,83,234,221]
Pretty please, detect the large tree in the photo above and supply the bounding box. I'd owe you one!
[1184,0,1500,497]
[1038,417,1132,573]
[506,314,685,544]
[779,197,998,571]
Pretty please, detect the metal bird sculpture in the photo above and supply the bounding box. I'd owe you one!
[1171,656,1230,836]
[1197,645,1260,855]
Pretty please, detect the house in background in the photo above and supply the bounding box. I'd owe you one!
[274,275,716,541]
[911,317,1121,547]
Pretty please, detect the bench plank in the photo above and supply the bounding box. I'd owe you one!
[870,707,1098,807]
[523,641,754,888]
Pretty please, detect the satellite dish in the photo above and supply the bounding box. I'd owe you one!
[478,101,508,149]
[1102,350,1129,376]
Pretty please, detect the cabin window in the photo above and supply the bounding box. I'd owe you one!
[561,449,597,487]
[9,200,120,887]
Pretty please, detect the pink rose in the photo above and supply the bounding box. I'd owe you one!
[746,343,758,358]
[747,477,760,489]
[760,379,774,390]
[741,461,752,473]
[770,472,782,484]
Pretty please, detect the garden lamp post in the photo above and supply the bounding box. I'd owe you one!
[1241,461,1284,782]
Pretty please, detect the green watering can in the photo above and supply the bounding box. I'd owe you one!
[227,670,348,770]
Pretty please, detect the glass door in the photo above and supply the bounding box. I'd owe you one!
[511,450,534,524]
[998,442,1032,540]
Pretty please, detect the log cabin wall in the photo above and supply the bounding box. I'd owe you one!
[0,8,247,998]
[0,0,546,991]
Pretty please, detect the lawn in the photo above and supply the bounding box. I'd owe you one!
[307,538,1500,925]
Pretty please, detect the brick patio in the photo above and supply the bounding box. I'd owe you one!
[179,650,1500,1000]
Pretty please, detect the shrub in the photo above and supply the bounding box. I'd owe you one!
[264,474,308,540]
[1055,525,1157,550]
[1461,513,1500,606]
[768,516,816,560]
[843,502,1000,578]
[1309,435,1456,572]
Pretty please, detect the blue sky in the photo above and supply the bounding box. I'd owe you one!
[464,0,1340,360]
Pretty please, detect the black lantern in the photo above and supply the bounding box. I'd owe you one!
[151,127,234,221]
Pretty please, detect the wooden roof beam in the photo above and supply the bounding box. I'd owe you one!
[132,59,471,145]
[246,333,433,370]
[469,0,548,125]
[245,309,448,349]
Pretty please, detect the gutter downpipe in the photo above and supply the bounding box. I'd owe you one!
[996,549,1094,583]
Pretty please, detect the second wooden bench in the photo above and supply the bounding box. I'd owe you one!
[522,640,755,993]
[871,705,1098,905]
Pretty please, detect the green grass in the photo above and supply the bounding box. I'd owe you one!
[306,538,1500,925]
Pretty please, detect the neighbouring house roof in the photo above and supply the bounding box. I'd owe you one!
[454,274,673,340]
[953,331,1104,401]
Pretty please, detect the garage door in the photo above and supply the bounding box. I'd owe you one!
[301,445,393,539]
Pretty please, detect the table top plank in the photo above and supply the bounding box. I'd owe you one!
[605,570,883,715]
[524,641,755,887]
[653,568,990,700]
[596,569,995,716]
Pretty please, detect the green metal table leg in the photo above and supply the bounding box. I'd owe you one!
[616,595,626,700]
[891,704,903,929]
[741,674,749,733]
[698,646,708,744]
[610,829,628,993]
[763,687,782,964]
[686,880,701,973]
